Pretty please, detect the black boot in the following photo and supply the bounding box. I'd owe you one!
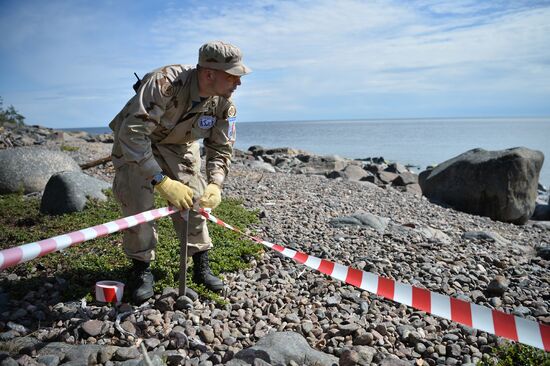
[193,251,224,292]
[132,259,154,303]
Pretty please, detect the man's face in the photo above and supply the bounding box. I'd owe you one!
[211,69,241,98]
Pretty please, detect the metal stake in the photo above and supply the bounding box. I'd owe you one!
[179,209,189,298]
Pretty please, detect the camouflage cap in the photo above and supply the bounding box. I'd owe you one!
[198,41,251,76]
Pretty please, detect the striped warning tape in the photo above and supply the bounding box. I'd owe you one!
[0,206,178,270]
[198,208,550,352]
[1,205,548,351]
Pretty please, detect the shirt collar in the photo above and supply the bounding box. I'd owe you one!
[189,69,212,112]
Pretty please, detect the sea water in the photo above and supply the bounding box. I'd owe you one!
[66,117,550,185]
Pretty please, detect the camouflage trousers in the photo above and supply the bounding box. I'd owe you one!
[112,142,212,263]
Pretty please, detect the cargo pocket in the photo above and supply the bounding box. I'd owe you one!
[113,164,130,208]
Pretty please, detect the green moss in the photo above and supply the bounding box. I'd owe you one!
[60,144,79,152]
[0,192,260,303]
[477,342,550,366]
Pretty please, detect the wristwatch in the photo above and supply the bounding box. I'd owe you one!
[151,172,166,186]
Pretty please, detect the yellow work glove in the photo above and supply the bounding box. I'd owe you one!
[200,183,222,209]
[155,176,193,210]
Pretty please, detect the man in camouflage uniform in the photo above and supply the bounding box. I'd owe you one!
[109,41,250,303]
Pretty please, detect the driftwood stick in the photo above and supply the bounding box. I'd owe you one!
[79,155,112,170]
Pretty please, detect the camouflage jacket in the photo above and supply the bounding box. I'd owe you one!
[109,64,236,186]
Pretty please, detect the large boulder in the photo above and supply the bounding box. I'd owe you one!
[292,154,347,175]
[0,147,81,194]
[419,147,543,224]
[40,171,110,215]
[227,331,338,366]
[244,160,276,173]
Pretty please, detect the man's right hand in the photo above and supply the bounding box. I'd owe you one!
[155,176,193,210]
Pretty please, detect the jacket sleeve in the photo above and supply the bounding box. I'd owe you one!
[115,72,174,177]
[203,99,235,186]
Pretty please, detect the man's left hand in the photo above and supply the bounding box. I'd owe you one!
[200,183,222,209]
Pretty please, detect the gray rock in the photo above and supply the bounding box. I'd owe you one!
[419,147,544,224]
[6,321,28,334]
[392,172,418,186]
[247,145,264,156]
[349,346,376,365]
[329,211,390,234]
[329,216,362,227]
[117,360,141,366]
[283,313,300,324]
[138,355,164,366]
[114,347,141,361]
[535,244,550,260]
[378,170,398,184]
[40,171,109,214]
[97,346,119,363]
[266,147,305,156]
[338,348,359,366]
[413,225,451,244]
[162,350,186,366]
[403,183,422,196]
[531,203,550,220]
[144,338,161,350]
[227,331,338,366]
[326,295,341,306]
[385,162,408,174]
[169,326,189,349]
[64,345,103,364]
[0,331,18,341]
[185,287,199,300]
[513,306,531,316]
[245,160,276,173]
[352,211,390,234]
[0,356,18,366]
[199,326,215,343]
[462,231,510,245]
[1,336,42,356]
[487,275,509,296]
[35,342,74,358]
[354,333,374,346]
[335,165,369,181]
[337,322,360,336]
[379,357,413,365]
[0,147,81,194]
[175,295,194,310]
[293,154,347,175]
[15,355,39,365]
[251,359,272,366]
[156,296,175,312]
[81,319,105,337]
[358,301,369,315]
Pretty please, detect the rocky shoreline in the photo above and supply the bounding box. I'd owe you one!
[0,124,549,366]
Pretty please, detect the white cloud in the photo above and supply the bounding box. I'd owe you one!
[1,0,549,127]
[156,1,550,98]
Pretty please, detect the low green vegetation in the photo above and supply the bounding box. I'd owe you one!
[2,192,547,366]
[477,342,550,366]
[0,191,261,303]
[60,144,80,152]
[0,97,25,126]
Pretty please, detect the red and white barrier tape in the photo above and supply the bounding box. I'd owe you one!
[198,208,550,352]
[0,206,178,270]
[1,205,548,351]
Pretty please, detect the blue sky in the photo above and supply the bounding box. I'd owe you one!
[1,0,549,128]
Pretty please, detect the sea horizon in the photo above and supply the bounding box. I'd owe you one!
[61,117,550,185]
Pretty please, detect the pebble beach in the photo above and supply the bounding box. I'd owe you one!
[0,127,549,366]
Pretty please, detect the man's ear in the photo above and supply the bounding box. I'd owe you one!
[207,69,216,81]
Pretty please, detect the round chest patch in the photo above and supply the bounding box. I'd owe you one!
[227,105,237,118]
[199,115,216,129]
